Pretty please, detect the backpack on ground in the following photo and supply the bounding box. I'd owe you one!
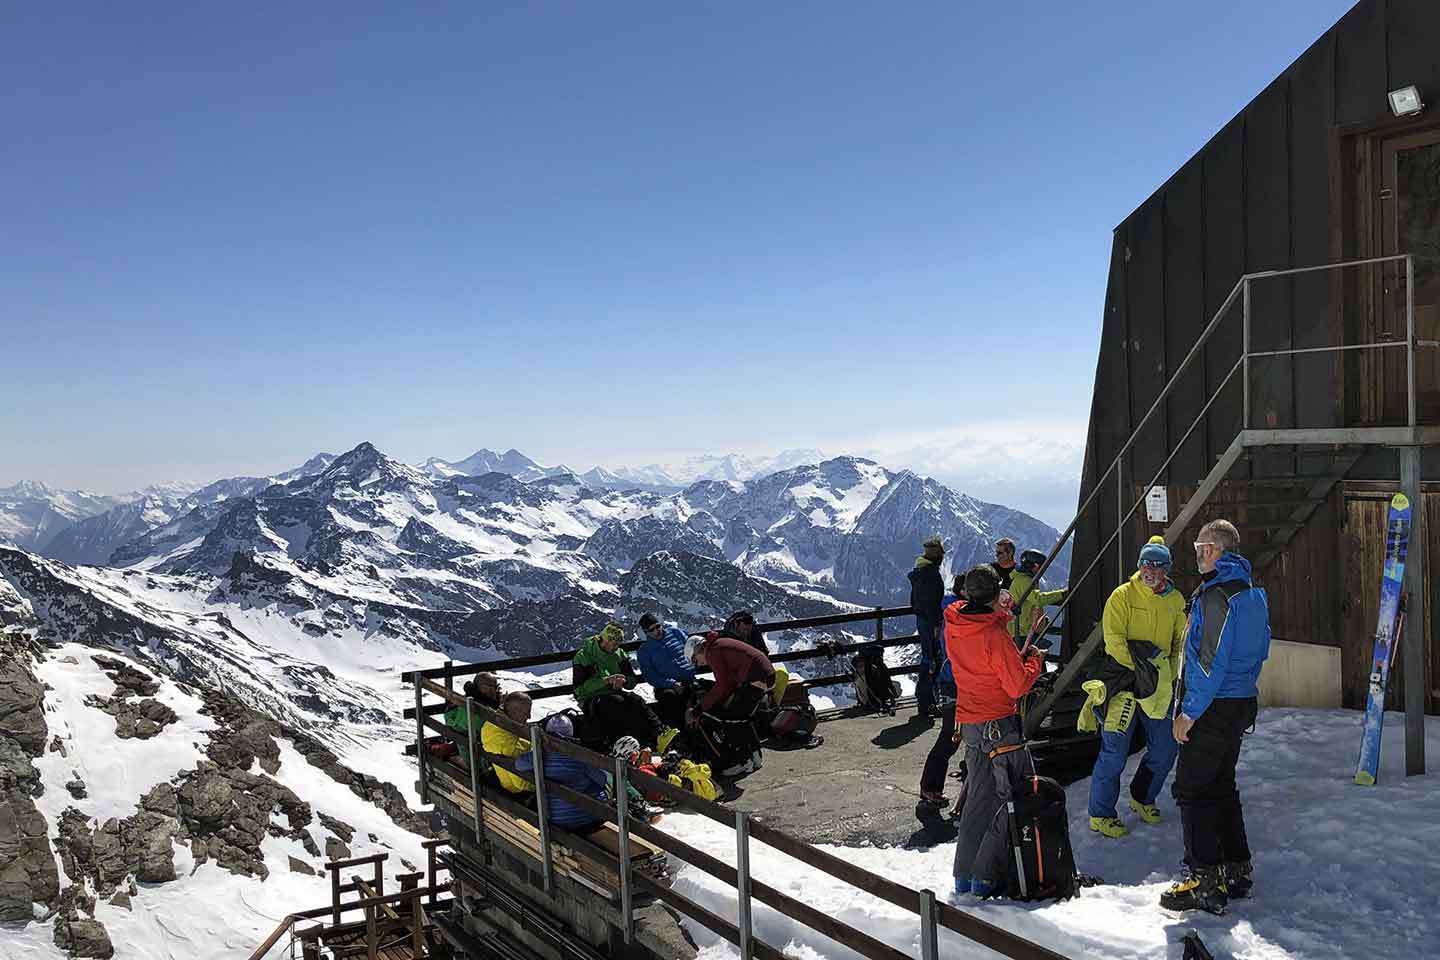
[1004,773,1079,901]
[851,646,900,714]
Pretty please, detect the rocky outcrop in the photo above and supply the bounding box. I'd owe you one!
[53,791,181,895]
[84,655,177,740]
[0,625,60,921]
[285,727,431,838]
[54,916,114,958]
[175,761,311,880]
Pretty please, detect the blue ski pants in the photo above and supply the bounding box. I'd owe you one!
[1087,708,1179,819]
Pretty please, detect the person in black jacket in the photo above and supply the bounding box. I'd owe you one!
[908,536,946,718]
[721,610,770,656]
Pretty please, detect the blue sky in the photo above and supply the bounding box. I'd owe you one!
[2,1,1358,518]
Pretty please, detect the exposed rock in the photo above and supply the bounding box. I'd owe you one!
[52,806,179,894]
[318,812,354,843]
[65,778,86,799]
[108,890,131,911]
[173,761,311,880]
[287,856,316,876]
[90,655,160,697]
[325,837,351,861]
[140,782,178,818]
[285,728,432,838]
[0,637,59,920]
[85,693,178,740]
[54,915,114,958]
[49,735,67,756]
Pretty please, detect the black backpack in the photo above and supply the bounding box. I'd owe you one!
[1004,774,1078,901]
[851,646,900,714]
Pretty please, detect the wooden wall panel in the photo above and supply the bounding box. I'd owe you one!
[1388,2,1440,106]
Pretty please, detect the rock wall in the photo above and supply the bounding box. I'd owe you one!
[0,624,61,922]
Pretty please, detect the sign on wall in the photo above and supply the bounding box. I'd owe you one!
[1145,486,1169,523]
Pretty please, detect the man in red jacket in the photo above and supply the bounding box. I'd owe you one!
[688,634,777,777]
[946,564,1045,898]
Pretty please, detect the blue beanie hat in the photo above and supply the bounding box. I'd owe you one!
[1138,536,1172,568]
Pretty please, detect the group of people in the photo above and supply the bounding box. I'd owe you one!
[909,520,1271,914]
[443,608,788,834]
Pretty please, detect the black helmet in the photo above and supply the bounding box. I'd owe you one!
[1018,549,1046,574]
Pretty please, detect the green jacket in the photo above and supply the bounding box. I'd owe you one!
[1100,572,1187,719]
[1009,571,1067,640]
[572,635,632,703]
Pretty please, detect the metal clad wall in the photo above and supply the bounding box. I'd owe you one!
[1333,1,1386,126]
[1388,3,1440,96]
[1288,36,1340,429]
[1163,161,1210,482]
[1125,199,1169,485]
[1203,119,1248,469]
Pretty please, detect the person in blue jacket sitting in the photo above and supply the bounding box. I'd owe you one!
[515,713,611,833]
[636,612,696,730]
[1159,518,1271,915]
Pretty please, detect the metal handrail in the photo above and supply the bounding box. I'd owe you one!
[1015,253,1417,609]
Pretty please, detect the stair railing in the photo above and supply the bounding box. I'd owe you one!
[1016,253,1418,734]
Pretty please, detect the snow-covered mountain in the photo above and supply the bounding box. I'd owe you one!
[417,447,829,492]
[28,454,339,567]
[420,448,568,482]
[0,483,141,553]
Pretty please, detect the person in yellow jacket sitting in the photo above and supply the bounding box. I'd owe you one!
[1010,549,1068,645]
[481,691,535,795]
[1083,536,1187,838]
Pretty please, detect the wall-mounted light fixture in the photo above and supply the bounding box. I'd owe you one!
[1388,85,1424,118]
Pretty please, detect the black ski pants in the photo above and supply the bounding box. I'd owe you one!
[919,680,959,795]
[1172,697,1257,870]
[652,684,692,731]
[953,714,1027,884]
[584,690,665,749]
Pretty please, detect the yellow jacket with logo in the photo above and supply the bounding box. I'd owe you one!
[481,721,533,794]
[1100,572,1188,719]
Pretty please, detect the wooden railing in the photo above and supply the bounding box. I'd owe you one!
[414,674,1075,960]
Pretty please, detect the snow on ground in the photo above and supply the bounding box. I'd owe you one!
[663,708,1440,960]
[7,654,431,960]
[32,646,216,825]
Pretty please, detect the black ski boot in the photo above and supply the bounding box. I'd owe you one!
[1159,865,1228,915]
[1223,860,1253,899]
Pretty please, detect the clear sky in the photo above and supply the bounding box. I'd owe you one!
[2,1,1359,516]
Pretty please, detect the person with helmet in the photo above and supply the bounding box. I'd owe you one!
[1009,548,1068,646]
[515,713,610,832]
[1082,535,1188,840]
[946,563,1045,898]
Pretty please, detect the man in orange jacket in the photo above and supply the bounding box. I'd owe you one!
[945,564,1045,898]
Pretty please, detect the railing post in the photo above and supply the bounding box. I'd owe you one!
[414,677,428,805]
[736,811,753,960]
[465,697,483,841]
[530,723,555,895]
[1406,255,1417,428]
[1242,276,1251,430]
[919,888,939,960]
[614,757,634,944]
[875,607,883,645]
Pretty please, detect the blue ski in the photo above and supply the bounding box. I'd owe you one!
[1355,492,1412,786]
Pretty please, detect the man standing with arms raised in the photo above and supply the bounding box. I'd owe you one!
[1160,519,1271,914]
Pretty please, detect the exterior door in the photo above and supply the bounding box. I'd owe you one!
[1381,129,1440,423]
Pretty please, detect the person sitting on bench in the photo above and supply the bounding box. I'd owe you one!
[515,713,610,833]
[687,633,776,777]
[482,691,535,796]
[636,612,696,730]
[573,621,668,750]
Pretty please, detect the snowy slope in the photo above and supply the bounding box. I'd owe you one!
[663,708,1440,960]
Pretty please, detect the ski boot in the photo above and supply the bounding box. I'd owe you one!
[1088,816,1128,838]
[1128,797,1162,824]
[1159,866,1228,914]
[1223,860,1253,899]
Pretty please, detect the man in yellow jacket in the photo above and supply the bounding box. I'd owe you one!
[1084,536,1187,838]
[481,691,534,795]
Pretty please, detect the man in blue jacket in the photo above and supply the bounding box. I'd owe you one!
[1160,519,1271,915]
[636,612,696,730]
